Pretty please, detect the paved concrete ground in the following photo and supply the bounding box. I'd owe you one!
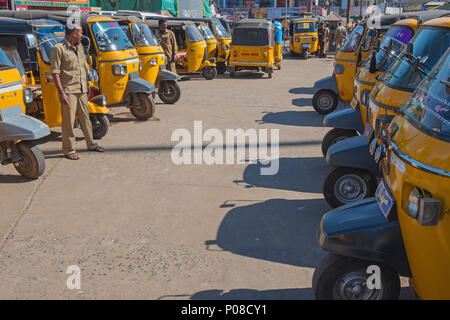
[0,56,409,299]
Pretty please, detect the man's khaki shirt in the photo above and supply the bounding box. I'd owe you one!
[50,39,88,94]
[160,29,178,62]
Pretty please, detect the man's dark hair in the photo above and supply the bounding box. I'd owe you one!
[159,19,167,26]
[66,24,81,36]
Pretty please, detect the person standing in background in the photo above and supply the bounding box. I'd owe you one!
[159,19,178,73]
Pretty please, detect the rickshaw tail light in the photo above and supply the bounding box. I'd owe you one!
[150,58,157,66]
[417,198,441,226]
[233,51,237,57]
[263,52,268,58]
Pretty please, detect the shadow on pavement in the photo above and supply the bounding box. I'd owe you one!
[235,157,326,194]
[0,174,31,183]
[191,288,313,299]
[206,198,328,268]
[292,97,312,107]
[289,87,316,95]
[257,111,323,127]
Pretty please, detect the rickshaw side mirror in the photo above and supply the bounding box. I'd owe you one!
[25,34,37,49]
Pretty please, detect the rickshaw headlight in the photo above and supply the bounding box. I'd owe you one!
[112,64,127,76]
[408,188,441,226]
[23,87,33,104]
[139,60,143,71]
[150,58,157,66]
[334,63,345,74]
[295,38,300,42]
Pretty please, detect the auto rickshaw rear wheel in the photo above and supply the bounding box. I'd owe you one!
[130,93,156,121]
[202,66,217,80]
[91,114,110,140]
[313,253,401,300]
[321,128,358,158]
[13,141,45,179]
[216,62,227,75]
[158,81,181,104]
[312,89,338,114]
[323,166,377,208]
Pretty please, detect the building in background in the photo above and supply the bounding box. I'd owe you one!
[11,0,89,11]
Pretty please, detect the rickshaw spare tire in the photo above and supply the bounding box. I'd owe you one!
[158,81,181,104]
[202,66,217,80]
[130,93,156,121]
[13,141,45,179]
[312,89,338,114]
[91,114,110,140]
[216,62,227,75]
[313,253,401,300]
[321,128,358,158]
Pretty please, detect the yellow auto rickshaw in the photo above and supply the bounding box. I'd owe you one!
[228,19,274,78]
[322,16,450,208]
[208,18,231,75]
[197,22,218,63]
[147,19,217,80]
[0,14,110,139]
[313,48,450,299]
[114,16,181,104]
[289,17,319,59]
[0,43,50,179]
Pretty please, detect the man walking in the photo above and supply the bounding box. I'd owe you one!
[51,24,104,160]
[320,23,330,58]
[334,21,347,52]
[159,19,178,73]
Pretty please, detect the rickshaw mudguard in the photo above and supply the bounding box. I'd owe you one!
[323,107,364,134]
[201,60,216,69]
[124,71,156,96]
[326,134,378,174]
[318,198,411,277]
[156,70,180,82]
[0,105,50,141]
[88,95,109,115]
[313,75,338,95]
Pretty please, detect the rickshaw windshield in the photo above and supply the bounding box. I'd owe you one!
[0,47,15,71]
[293,22,317,33]
[373,26,414,72]
[402,50,450,141]
[199,25,215,40]
[92,21,135,52]
[186,24,204,42]
[35,25,65,64]
[232,28,270,46]
[382,27,450,91]
[341,24,365,52]
[213,22,230,38]
[131,22,158,47]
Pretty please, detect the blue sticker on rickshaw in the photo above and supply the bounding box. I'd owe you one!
[376,180,395,219]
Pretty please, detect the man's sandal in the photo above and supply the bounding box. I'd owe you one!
[90,146,105,153]
[65,154,80,160]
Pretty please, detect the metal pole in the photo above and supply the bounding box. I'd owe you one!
[347,0,351,25]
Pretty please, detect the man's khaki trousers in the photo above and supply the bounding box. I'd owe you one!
[61,92,97,155]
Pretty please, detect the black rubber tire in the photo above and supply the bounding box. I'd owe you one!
[130,93,156,121]
[91,114,110,140]
[278,64,281,70]
[313,253,401,300]
[13,141,45,179]
[304,51,309,59]
[202,66,217,80]
[313,90,339,115]
[268,72,272,79]
[321,128,358,158]
[323,166,377,208]
[158,81,181,104]
[216,62,227,75]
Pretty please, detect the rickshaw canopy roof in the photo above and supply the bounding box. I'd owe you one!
[0,17,62,35]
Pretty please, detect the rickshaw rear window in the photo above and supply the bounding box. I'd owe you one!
[232,28,270,46]
[186,24,204,43]
[402,49,450,141]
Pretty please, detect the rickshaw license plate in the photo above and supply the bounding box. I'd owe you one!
[375,180,395,219]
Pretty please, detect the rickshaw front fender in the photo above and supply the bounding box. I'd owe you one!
[124,72,156,96]
[313,75,338,95]
[0,105,50,141]
[326,134,378,175]
[201,60,216,69]
[323,107,364,134]
[318,198,411,277]
[88,95,109,115]
[157,70,180,82]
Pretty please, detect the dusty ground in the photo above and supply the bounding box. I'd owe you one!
[0,55,409,299]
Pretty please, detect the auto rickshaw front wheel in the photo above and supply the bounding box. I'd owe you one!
[130,93,156,121]
[312,89,338,114]
[13,141,45,179]
[202,66,217,80]
[321,128,358,158]
[323,166,377,208]
[158,81,181,104]
[91,115,110,140]
[313,253,401,300]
